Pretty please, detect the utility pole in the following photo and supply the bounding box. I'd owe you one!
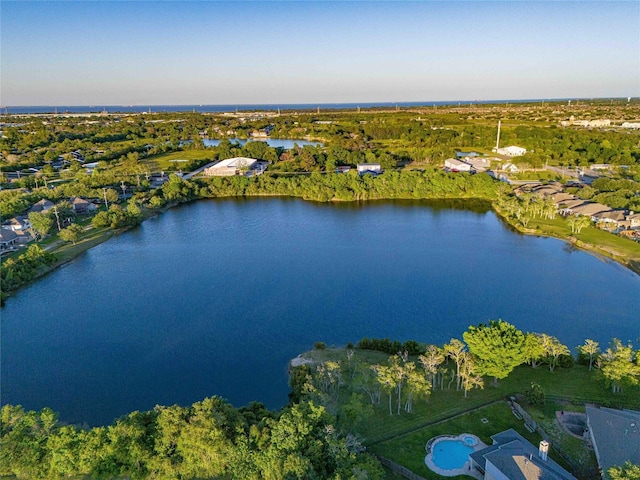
[53,206,62,231]
[103,187,109,209]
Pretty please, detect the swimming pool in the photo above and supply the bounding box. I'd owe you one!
[430,438,474,470]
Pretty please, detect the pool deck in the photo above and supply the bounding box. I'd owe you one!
[424,434,487,478]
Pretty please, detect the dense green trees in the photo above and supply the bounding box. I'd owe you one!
[599,339,640,394]
[58,223,83,244]
[0,399,384,479]
[463,320,528,385]
[0,245,56,303]
[608,462,640,480]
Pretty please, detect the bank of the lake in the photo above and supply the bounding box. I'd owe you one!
[4,171,639,304]
[2,197,639,426]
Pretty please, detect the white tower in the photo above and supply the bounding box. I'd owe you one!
[495,120,501,150]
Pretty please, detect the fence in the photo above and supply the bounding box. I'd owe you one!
[510,399,599,479]
[376,455,428,480]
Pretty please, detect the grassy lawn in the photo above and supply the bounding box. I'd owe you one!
[300,348,640,447]
[141,150,215,172]
[371,402,542,480]
[522,217,640,267]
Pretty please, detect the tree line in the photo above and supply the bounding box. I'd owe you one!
[0,398,383,480]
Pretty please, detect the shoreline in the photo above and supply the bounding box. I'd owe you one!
[2,195,638,304]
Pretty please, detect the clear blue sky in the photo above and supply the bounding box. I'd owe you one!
[2,1,639,105]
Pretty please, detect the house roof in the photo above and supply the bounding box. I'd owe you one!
[551,193,577,204]
[29,199,54,212]
[559,199,588,210]
[444,158,471,168]
[586,407,640,474]
[211,157,258,169]
[593,210,626,222]
[570,203,611,217]
[471,429,576,480]
[531,187,561,197]
[4,217,29,229]
[0,229,18,243]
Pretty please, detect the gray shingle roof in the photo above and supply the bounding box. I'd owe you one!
[473,429,576,480]
[586,407,640,474]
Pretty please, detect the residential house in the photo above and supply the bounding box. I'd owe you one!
[586,407,640,478]
[0,229,18,250]
[502,162,519,173]
[29,199,54,213]
[444,158,472,172]
[2,216,31,232]
[470,429,576,480]
[592,210,626,228]
[559,199,589,215]
[463,157,491,172]
[71,197,97,214]
[550,192,578,205]
[531,185,563,197]
[495,145,527,157]
[357,163,383,175]
[570,203,612,219]
[623,212,640,229]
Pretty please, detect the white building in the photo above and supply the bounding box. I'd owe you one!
[444,158,472,172]
[357,163,382,175]
[203,157,266,177]
[495,145,527,157]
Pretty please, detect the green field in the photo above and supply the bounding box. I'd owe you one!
[141,150,215,172]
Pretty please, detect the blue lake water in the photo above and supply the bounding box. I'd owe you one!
[1,198,639,426]
[203,138,322,149]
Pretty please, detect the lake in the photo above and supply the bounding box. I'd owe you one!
[203,138,322,149]
[1,198,639,426]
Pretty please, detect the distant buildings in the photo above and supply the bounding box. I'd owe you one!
[357,163,382,175]
[495,145,527,157]
[560,117,611,128]
[444,158,472,172]
[203,157,267,177]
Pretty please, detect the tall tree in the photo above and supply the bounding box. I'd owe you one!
[540,334,571,372]
[403,363,431,412]
[372,364,396,416]
[600,339,639,394]
[523,333,545,368]
[459,352,484,398]
[59,223,83,245]
[463,320,527,386]
[418,345,445,388]
[28,211,53,241]
[443,338,467,391]
[579,339,600,371]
